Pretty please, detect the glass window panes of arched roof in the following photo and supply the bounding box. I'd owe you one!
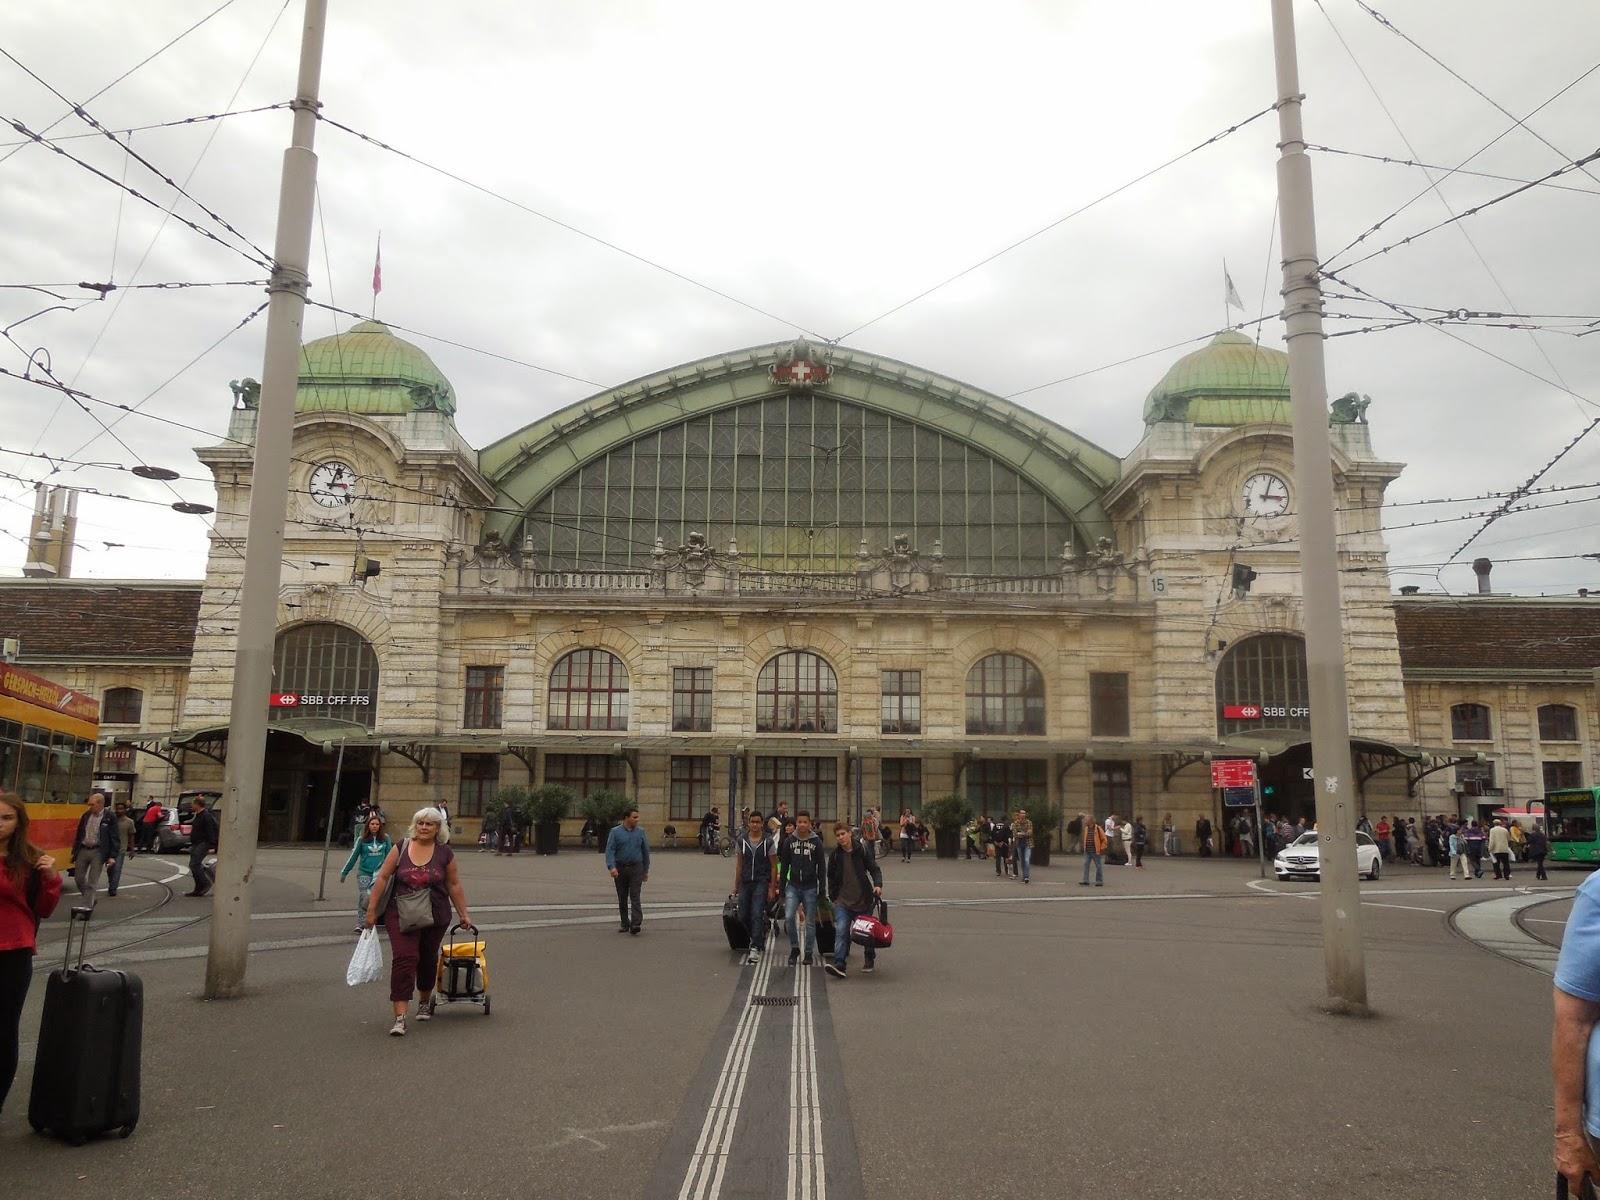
[272,623,379,728]
[1214,634,1308,737]
[518,394,1082,575]
[965,653,1045,735]
[548,650,630,731]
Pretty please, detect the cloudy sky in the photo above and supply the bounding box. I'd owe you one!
[1,0,1597,594]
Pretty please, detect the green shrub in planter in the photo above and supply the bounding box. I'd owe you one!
[1023,794,1064,865]
[485,784,528,831]
[527,784,574,855]
[923,793,972,858]
[580,788,633,851]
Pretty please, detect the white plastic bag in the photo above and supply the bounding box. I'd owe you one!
[346,927,383,987]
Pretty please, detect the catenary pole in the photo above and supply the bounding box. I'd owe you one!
[205,0,328,999]
[315,741,347,902]
[1270,0,1368,1011]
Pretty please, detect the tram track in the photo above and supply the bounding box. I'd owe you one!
[32,857,211,972]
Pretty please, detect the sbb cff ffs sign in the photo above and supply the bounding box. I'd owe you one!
[270,693,301,708]
[1210,759,1257,789]
[1223,703,1309,720]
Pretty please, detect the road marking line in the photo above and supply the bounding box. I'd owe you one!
[1363,901,1447,914]
[787,963,825,1200]
[1526,917,1568,925]
[677,950,772,1200]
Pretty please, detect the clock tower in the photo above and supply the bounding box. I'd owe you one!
[1103,330,1409,813]
[184,320,495,815]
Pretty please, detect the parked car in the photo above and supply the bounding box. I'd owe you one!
[148,790,222,853]
[1273,830,1382,882]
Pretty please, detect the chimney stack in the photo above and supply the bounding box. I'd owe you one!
[1471,557,1492,595]
[22,484,77,579]
[1399,585,1420,596]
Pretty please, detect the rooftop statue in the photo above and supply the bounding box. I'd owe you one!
[1329,392,1371,424]
[229,378,260,410]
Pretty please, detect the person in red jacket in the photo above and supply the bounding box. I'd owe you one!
[0,793,63,1115]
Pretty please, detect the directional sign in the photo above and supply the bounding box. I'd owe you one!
[1301,766,1315,781]
[1210,758,1257,789]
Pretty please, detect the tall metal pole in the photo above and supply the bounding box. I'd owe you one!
[205,0,328,999]
[1270,0,1368,1011]
[315,741,347,902]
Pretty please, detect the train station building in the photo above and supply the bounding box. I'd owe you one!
[2,320,1597,841]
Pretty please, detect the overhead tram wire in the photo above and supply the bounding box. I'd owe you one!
[1307,144,1600,198]
[0,103,292,152]
[314,115,827,342]
[833,103,1280,343]
[1309,0,1593,422]
[0,0,243,167]
[0,48,276,267]
[1352,0,1600,193]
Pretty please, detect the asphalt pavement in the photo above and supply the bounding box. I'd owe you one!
[3,842,1583,1198]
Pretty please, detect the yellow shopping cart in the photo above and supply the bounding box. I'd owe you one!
[433,922,491,1016]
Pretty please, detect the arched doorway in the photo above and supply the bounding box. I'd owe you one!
[263,623,379,842]
[1215,634,1313,821]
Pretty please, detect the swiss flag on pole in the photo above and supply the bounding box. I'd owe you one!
[372,234,382,298]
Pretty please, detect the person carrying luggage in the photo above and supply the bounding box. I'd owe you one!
[365,807,473,1038]
[731,811,775,966]
[823,821,883,980]
[0,794,62,1115]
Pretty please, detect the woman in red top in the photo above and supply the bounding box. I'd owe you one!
[1,793,63,1114]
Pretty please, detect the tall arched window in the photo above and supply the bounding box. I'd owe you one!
[755,651,838,733]
[1450,702,1492,741]
[1215,634,1308,736]
[272,623,379,728]
[102,687,142,725]
[1538,703,1579,742]
[965,653,1046,735]
[548,649,630,730]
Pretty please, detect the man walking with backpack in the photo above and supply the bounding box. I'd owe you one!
[1080,813,1106,887]
[824,821,883,980]
[779,811,825,966]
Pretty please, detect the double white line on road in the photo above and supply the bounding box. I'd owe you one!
[677,950,775,1200]
[787,964,825,1200]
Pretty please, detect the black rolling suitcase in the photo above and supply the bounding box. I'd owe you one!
[28,906,143,1144]
[722,894,750,950]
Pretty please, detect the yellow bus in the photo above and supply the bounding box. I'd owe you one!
[0,662,100,863]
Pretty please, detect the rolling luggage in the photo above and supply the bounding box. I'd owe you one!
[722,894,750,950]
[28,906,143,1144]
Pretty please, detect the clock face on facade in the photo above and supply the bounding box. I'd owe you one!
[308,460,358,508]
[1242,472,1290,518]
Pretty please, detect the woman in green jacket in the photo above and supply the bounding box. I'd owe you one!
[341,813,393,933]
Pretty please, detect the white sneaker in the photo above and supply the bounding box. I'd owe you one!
[744,950,760,966]
[388,1017,407,1037]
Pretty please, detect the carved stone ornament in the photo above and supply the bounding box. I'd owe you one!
[770,336,833,388]
[1329,392,1371,424]
[229,378,261,410]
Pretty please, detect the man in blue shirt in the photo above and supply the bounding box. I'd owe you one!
[605,806,651,935]
[1554,869,1600,1193]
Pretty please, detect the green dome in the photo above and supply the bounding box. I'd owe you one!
[1142,330,1289,426]
[296,320,456,416]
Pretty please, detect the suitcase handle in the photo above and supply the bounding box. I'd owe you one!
[62,905,93,974]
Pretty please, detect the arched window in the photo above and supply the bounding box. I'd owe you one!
[101,687,142,725]
[1538,703,1578,742]
[965,653,1046,735]
[272,623,379,728]
[1450,702,1492,741]
[548,649,629,730]
[1215,634,1308,736]
[755,651,838,733]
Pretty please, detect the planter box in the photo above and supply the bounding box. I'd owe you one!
[533,821,561,855]
[592,821,612,852]
[934,828,960,858]
[1033,837,1052,867]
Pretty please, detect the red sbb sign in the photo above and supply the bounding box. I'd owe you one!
[269,692,301,708]
[1211,758,1257,789]
[1223,704,1261,719]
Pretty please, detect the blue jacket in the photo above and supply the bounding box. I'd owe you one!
[605,824,650,871]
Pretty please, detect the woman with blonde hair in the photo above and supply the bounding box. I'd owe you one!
[365,806,473,1037]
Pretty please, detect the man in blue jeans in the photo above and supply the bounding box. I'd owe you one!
[1012,807,1034,884]
[824,821,883,979]
[1554,866,1600,1193]
[779,810,825,966]
[730,810,776,966]
[1080,814,1105,887]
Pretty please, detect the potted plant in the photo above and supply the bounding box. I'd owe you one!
[484,785,527,852]
[526,784,572,855]
[579,788,632,852]
[1026,795,1063,866]
[922,793,973,859]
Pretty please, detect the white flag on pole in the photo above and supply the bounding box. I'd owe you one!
[1224,267,1245,313]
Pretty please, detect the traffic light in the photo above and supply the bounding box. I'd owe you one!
[1231,563,1258,599]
